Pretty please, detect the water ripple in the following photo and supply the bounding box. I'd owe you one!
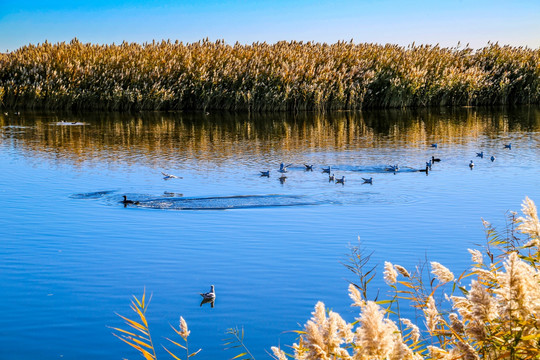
[69,190,119,199]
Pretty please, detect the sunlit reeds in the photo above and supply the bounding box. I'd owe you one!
[111,290,158,360]
[1,39,539,111]
[287,197,540,359]
[112,289,201,360]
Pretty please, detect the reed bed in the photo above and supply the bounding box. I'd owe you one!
[1,39,539,111]
[114,197,540,359]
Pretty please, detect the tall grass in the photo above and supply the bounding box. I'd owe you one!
[114,197,540,359]
[1,39,539,111]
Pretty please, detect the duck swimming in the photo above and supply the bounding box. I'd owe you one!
[322,166,331,174]
[336,176,345,184]
[476,151,484,158]
[426,161,432,171]
[469,160,474,169]
[362,177,373,184]
[490,155,495,162]
[328,173,335,182]
[121,195,140,205]
[279,174,287,183]
[304,164,314,171]
[432,156,441,162]
[200,285,216,300]
[386,165,399,172]
[431,143,438,148]
[260,170,270,177]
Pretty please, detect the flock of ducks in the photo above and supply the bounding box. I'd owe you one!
[258,142,513,185]
[120,141,514,205]
[262,163,353,185]
[119,140,515,208]
[468,143,510,169]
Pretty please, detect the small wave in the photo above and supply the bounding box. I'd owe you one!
[73,189,421,210]
[70,190,118,199]
[134,194,324,210]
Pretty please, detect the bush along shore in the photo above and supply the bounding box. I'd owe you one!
[114,197,540,359]
[1,39,539,111]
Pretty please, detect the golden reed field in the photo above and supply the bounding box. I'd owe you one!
[1,39,539,111]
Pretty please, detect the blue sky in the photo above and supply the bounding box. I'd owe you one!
[1,0,539,51]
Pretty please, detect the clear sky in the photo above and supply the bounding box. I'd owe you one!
[1,0,539,51]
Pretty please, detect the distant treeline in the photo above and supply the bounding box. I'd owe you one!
[0,39,539,111]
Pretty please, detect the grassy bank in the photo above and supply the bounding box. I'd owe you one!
[1,39,539,111]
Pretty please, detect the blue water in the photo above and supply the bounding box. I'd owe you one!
[0,109,539,359]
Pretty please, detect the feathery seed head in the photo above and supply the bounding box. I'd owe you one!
[179,316,190,339]
[271,346,288,360]
[467,249,483,264]
[354,301,397,359]
[348,283,365,307]
[384,261,398,285]
[401,318,420,343]
[516,196,540,245]
[431,261,455,283]
[424,296,440,335]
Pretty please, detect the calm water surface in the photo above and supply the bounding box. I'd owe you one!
[1,108,539,359]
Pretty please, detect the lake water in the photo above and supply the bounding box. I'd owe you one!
[1,108,539,360]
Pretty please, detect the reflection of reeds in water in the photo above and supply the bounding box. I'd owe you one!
[1,108,539,166]
[1,40,539,111]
